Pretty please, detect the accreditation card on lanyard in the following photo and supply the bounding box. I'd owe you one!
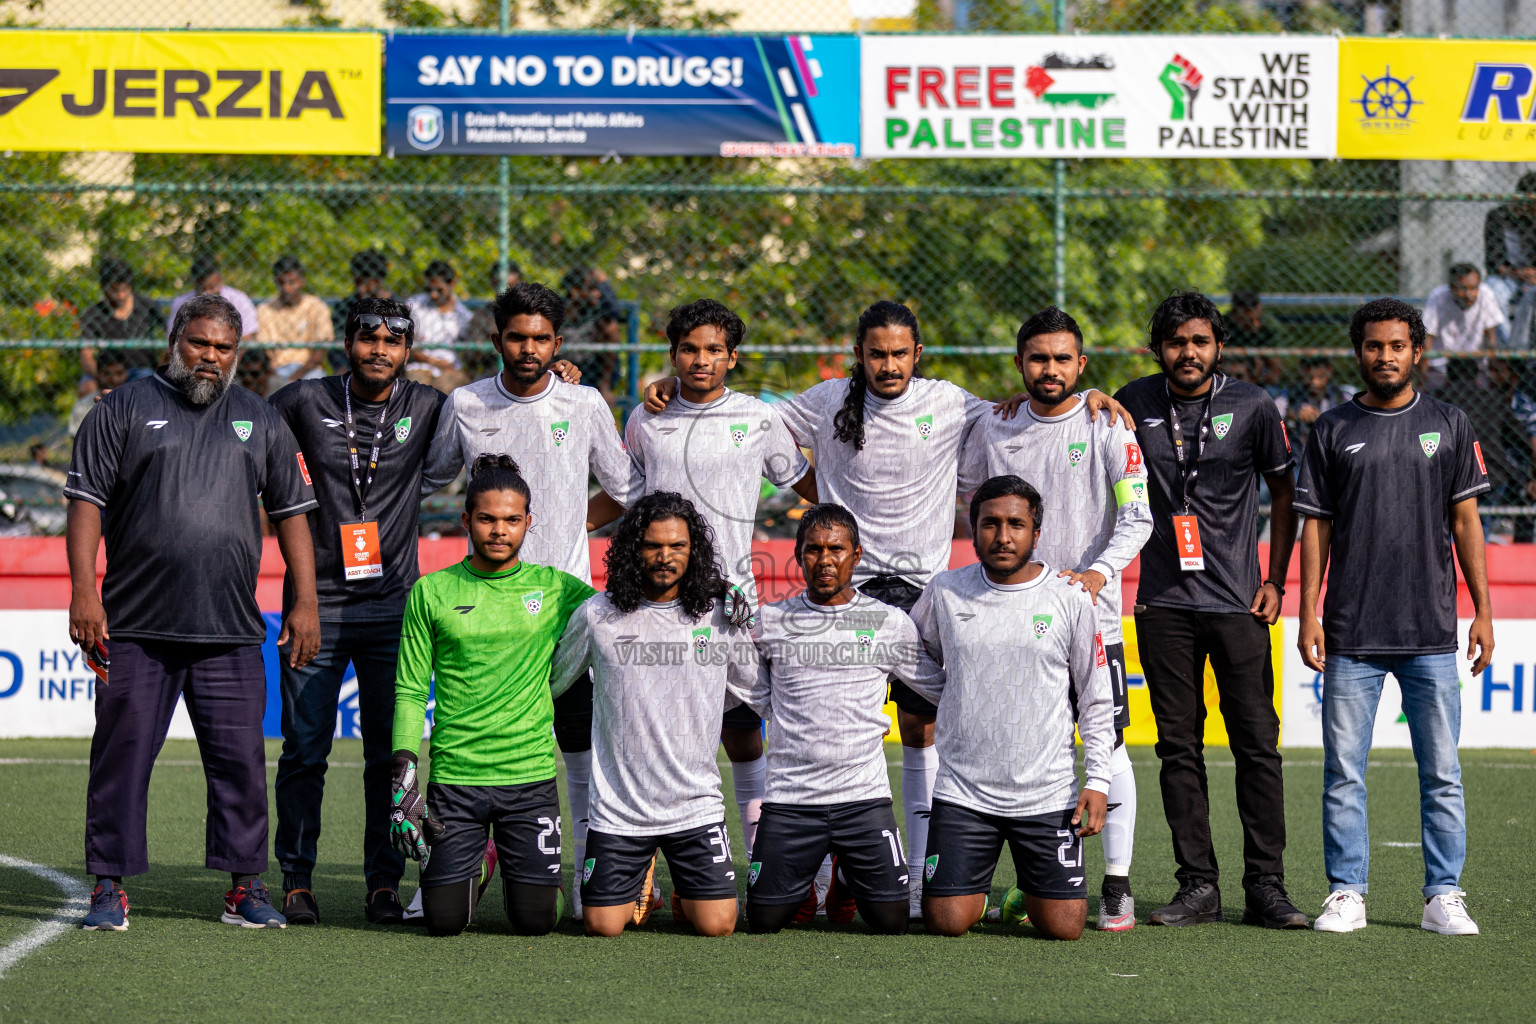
[341,375,392,582]
[1166,379,1215,572]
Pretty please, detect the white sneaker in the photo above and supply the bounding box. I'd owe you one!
[1313,889,1367,932]
[908,877,923,921]
[1421,891,1479,935]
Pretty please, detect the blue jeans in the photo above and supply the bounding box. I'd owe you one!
[1322,653,1465,898]
[274,618,405,894]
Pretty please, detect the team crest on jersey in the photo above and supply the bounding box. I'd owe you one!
[748,861,762,886]
[730,423,749,448]
[394,417,412,444]
[1032,614,1053,638]
[924,854,939,881]
[855,629,875,648]
[915,414,934,440]
[583,857,595,882]
[1211,413,1234,439]
[1420,432,1441,459]
[1066,441,1087,466]
[522,591,543,615]
[692,627,712,652]
[231,420,253,442]
[550,420,569,447]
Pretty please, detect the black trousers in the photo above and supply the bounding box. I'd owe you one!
[1133,605,1286,889]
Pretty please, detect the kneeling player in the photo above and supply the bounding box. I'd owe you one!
[550,492,753,938]
[390,455,594,937]
[908,475,1113,941]
[743,504,943,934]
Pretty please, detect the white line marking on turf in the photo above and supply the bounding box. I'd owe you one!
[0,855,91,981]
[1381,841,1422,847]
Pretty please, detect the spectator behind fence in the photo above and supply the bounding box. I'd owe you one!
[464,258,523,379]
[79,259,165,383]
[70,349,131,436]
[1423,264,1503,374]
[1283,356,1355,455]
[1463,357,1536,544]
[1483,171,1536,348]
[561,266,624,406]
[406,259,471,392]
[256,256,334,387]
[332,250,393,341]
[1226,290,1281,388]
[169,253,257,340]
[238,348,275,398]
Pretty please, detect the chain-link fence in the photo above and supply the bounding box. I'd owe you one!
[2,0,1535,534]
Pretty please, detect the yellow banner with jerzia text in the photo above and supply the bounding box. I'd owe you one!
[1339,37,1536,161]
[0,31,379,154]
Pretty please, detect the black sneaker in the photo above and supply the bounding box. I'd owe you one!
[1242,878,1309,929]
[1148,881,1223,926]
[366,888,405,925]
[282,888,319,925]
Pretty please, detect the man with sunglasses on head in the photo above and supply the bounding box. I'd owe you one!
[267,298,448,927]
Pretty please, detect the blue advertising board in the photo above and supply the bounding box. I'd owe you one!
[385,34,859,157]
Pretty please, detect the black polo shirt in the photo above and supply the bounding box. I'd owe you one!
[1114,373,1294,614]
[66,372,317,645]
[1295,392,1490,656]
[269,375,445,622]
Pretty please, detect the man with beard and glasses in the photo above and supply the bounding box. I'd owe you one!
[1297,299,1492,937]
[907,475,1112,941]
[1111,291,1307,930]
[422,281,641,921]
[549,492,753,937]
[958,306,1152,931]
[742,504,943,936]
[644,300,1133,918]
[391,455,594,937]
[70,293,321,933]
[625,298,818,864]
[267,297,447,926]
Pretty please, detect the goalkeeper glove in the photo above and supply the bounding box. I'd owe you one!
[722,583,755,629]
[390,752,444,868]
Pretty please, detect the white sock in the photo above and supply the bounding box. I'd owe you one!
[814,855,833,914]
[731,754,767,860]
[563,749,592,918]
[1103,743,1136,879]
[901,744,939,881]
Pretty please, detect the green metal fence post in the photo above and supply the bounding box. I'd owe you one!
[496,0,511,290]
[1053,0,1068,309]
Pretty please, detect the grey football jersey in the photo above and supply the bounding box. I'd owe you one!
[422,373,642,584]
[746,592,944,805]
[626,389,809,604]
[958,401,1152,642]
[550,593,754,836]
[908,562,1114,818]
[775,376,990,588]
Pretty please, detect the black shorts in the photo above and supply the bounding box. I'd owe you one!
[748,799,909,906]
[721,702,763,733]
[552,670,593,753]
[924,800,1087,902]
[421,779,562,887]
[858,575,936,718]
[582,822,738,906]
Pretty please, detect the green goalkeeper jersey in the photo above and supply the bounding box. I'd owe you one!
[392,558,594,786]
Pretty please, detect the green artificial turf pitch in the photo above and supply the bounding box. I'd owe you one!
[1,739,1532,1023]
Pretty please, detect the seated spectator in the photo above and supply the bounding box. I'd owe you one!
[79,258,165,383]
[406,259,471,392]
[561,265,624,406]
[331,249,392,340]
[29,443,52,468]
[464,258,523,377]
[237,348,275,398]
[1483,171,1536,347]
[256,256,334,387]
[1226,290,1282,387]
[1465,357,1536,543]
[1425,263,1503,358]
[70,348,130,436]
[1284,356,1355,454]
[169,253,257,339]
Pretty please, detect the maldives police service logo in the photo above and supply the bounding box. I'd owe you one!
[915,414,934,440]
[231,420,253,442]
[855,629,875,649]
[1032,613,1054,638]
[522,591,543,615]
[394,416,412,444]
[730,422,748,448]
[692,627,712,653]
[1211,413,1234,439]
[1066,441,1087,466]
[550,420,569,447]
[407,105,445,150]
[1420,432,1441,459]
